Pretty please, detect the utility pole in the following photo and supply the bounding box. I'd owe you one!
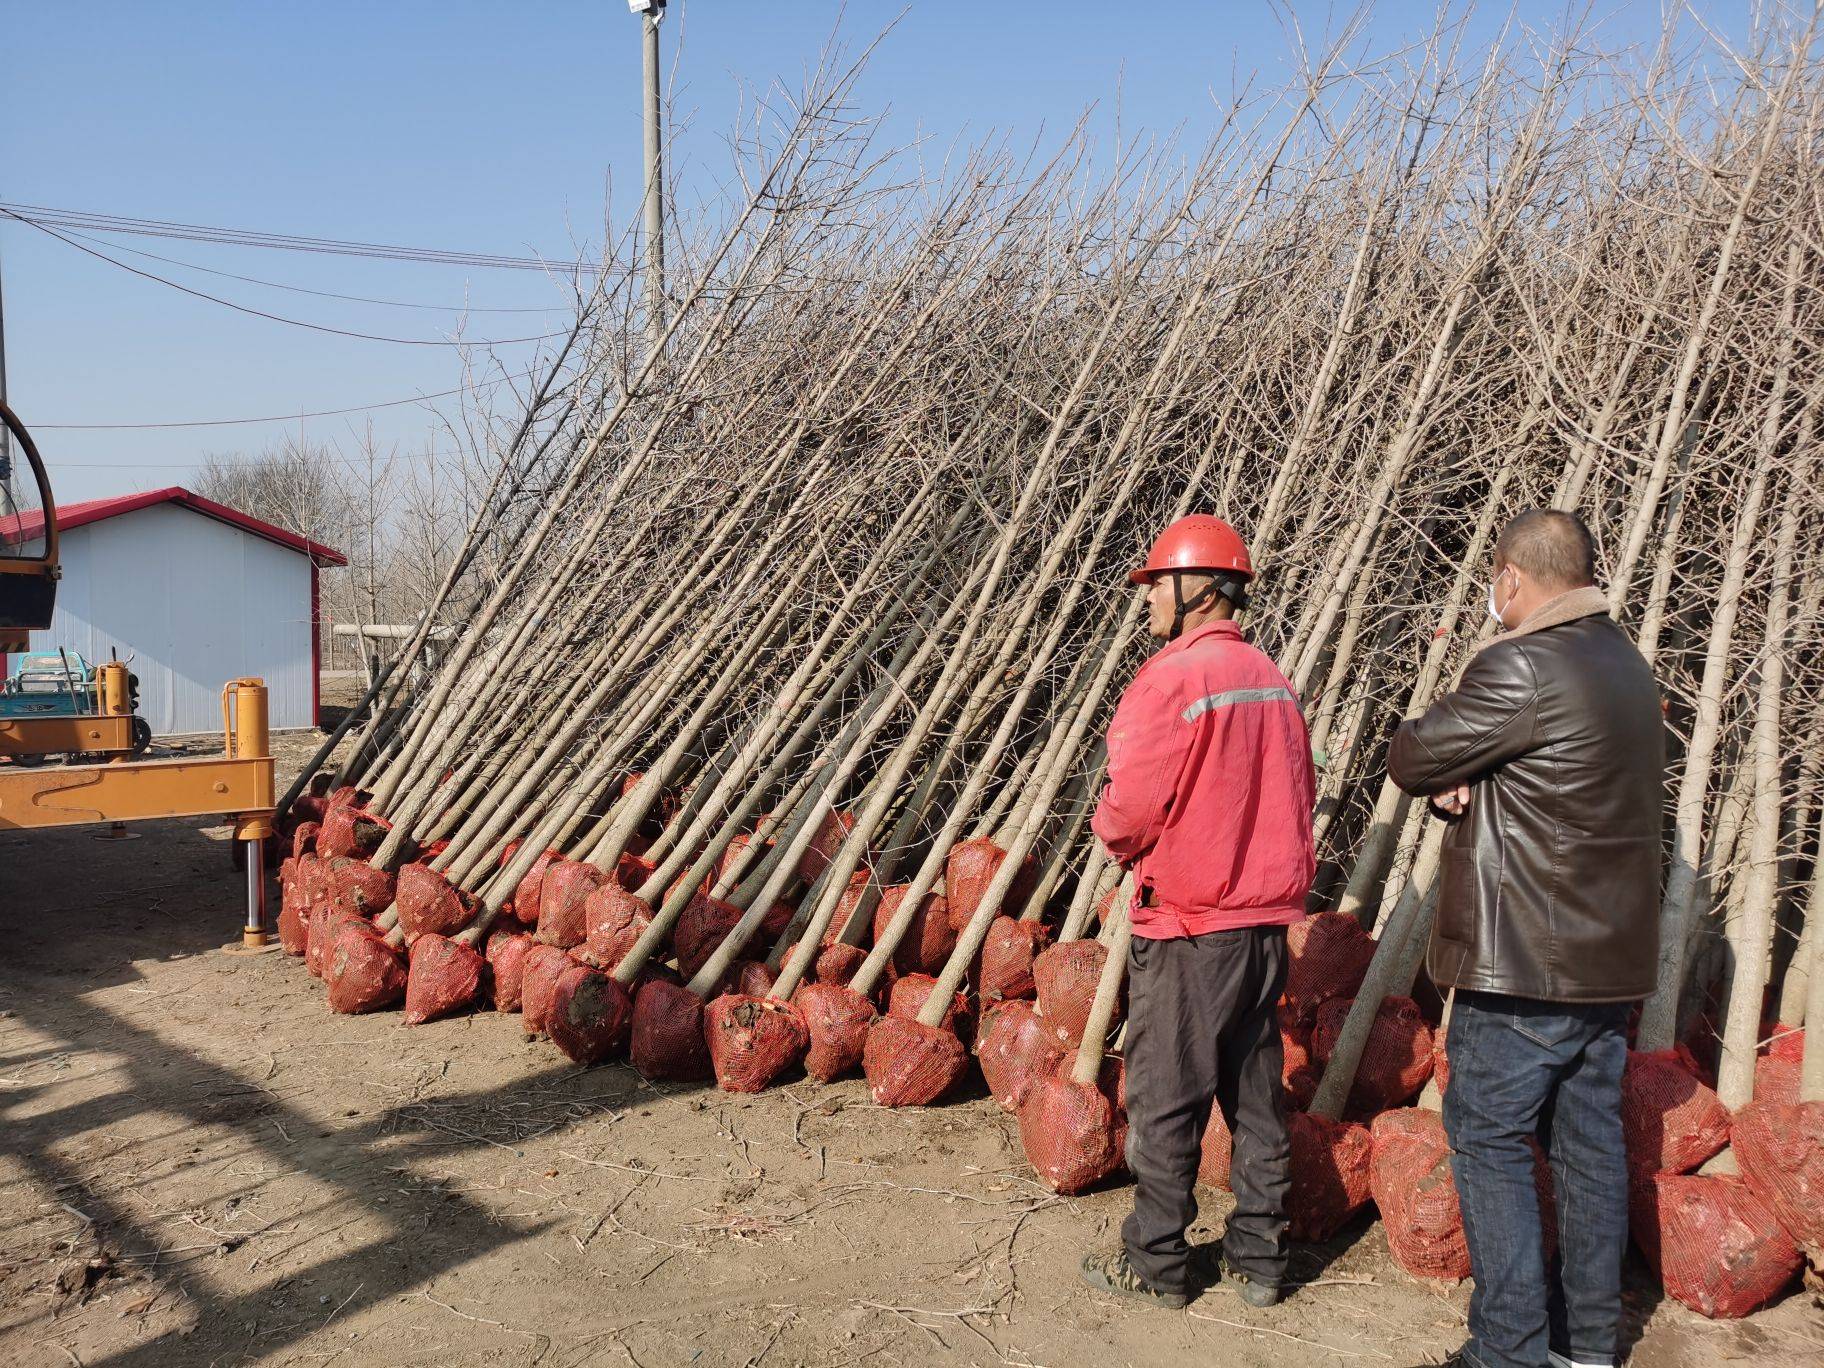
[631,0,667,357]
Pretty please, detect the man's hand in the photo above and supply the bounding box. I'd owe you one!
[1432,783,1471,818]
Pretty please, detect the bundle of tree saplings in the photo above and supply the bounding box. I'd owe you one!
[277,14,1824,1321]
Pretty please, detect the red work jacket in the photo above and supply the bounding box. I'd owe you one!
[1091,619,1316,940]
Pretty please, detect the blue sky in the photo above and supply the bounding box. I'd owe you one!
[3,2,1747,503]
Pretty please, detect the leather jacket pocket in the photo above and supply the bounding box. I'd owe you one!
[1435,844,1476,946]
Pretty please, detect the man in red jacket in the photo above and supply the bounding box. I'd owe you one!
[1081,514,1317,1310]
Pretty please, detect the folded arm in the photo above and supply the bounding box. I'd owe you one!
[1388,642,1541,797]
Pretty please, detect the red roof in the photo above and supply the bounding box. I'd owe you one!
[48,486,347,566]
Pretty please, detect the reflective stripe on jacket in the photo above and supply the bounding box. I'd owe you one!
[1091,619,1316,939]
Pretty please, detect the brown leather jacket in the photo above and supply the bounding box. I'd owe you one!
[1387,604,1665,1003]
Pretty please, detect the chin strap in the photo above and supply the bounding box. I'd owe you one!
[1168,572,1247,640]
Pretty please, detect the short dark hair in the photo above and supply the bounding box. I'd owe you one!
[1494,509,1596,590]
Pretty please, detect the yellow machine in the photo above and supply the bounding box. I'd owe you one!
[0,399,278,949]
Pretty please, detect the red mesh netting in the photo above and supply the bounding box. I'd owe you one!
[1200,1102,1233,1189]
[296,852,329,915]
[291,822,321,859]
[538,860,606,949]
[327,858,396,919]
[581,883,652,972]
[1034,940,1110,1048]
[1055,1051,1125,1113]
[1767,1027,1805,1063]
[812,940,868,987]
[326,922,408,1014]
[874,886,954,977]
[945,838,1037,930]
[705,993,809,1093]
[316,804,390,860]
[1288,1112,1374,1242]
[393,863,473,943]
[1019,1074,1127,1195]
[978,1000,1067,1111]
[797,809,856,884]
[404,933,486,1025]
[976,918,1052,1003]
[717,833,764,887]
[729,960,778,998]
[796,982,875,1081]
[278,858,309,956]
[615,851,657,892]
[1283,1011,1319,1111]
[887,974,968,1034]
[1094,882,1123,927]
[510,846,562,926]
[292,795,328,826]
[1622,1049,1732,1175]
[1755,1056,1801,1108]
[1432,1035,1451,1097]
[1314,995,1435,1114]
[1283,912,1374,1024]
[1653,1174,1802,1319]
[827,868,873,941]
[629,979,711,1080]
[1733,1100,1824,1262]
[548,965,634,1065]
[1370,1108,1471,1281]
[864,1014,969,1106]
[673,893,745,982]
[521,944,575,1036]
[327,785,361,809]
[307,905,363,980]
[486,932,534,1011]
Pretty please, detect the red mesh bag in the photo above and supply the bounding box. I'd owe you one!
[976,917,1052,1002]
[978,1000,1068,1111]
[278,858,309,956]
[548,965,633,1065]
[945,838,1037,930]
[1733,1100,1824,1263]
[404,933,486,1024]
[1094,882,1122,927]
[1282,1011,1319,1111]
[327,785,361,809]
[1370,1108,1471,1281]
[874,886,954,977]
[326,922,408,1014]
[796,982,876,1081]
[629,979,711,1080]
[673,893,745,982]
[1288,1112,1374,1242]
[825,868,873,941]
[393,863,473,943]
[1034,940,1110,1048]
[510,847,562,925]
[1622,1050,1731,1175]
[326,858,396,919]
[887,974,967,1034]
[864,1014,969,1106]
[614,851,657,892]
[1755,1056,1801,1108]
[1057,1051,1126,1114]
[1019,1074,1127,1195]
[728,960,777,997]
[797,808,856,884]
[291,822,321,859]
[581,883,652,972]
[812,940,868,987]
[307,905,363,980]
[521,944,574,1036]
[1767,1027,1804,1063]
[717,833,763,888]
[317,803,390,860]
[296,852,329,916]
[705,994,808,1093]
[1653,1174,1802,1318]
[1283,912,1374,1024]
[537,860,605,949]
[1314,995,1435,1114]
[486,932,534,1011]
[1432,1034,1451,1097]
[293,794,328,825]
[1199,1102,1233,1190]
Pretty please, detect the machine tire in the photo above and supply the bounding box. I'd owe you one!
[130,716,153,756]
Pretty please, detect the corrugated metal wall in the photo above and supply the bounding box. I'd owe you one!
[42,504,316,734]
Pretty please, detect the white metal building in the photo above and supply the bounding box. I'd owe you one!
[14,487,345,735]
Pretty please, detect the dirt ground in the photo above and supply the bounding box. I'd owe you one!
[3,687,1820,1367]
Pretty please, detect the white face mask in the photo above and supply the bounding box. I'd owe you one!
[1487,567,1515,624]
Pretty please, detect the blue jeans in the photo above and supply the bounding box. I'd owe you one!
[1443,991,1631,1368]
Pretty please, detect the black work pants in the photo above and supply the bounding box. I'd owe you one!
[1121,925,1290,1295]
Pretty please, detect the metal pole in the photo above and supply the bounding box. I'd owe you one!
[0,252,11,474]
[641,3,666,355]
[244,836,269,941]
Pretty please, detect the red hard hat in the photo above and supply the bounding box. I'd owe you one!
[1129,514,1253,586]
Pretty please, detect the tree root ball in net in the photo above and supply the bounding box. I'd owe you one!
[1282,1011,1319,1111]
[1314,995,1436,1114]
[393,863,473,944]
[705,994,810,1093]
[1034,940,1110,1048]
[795,982,876,1082]
[614,851,657,892]
[327,857,396,919]
[1287,1112,1374,1242]
[278,858,309,956]
[1198,1102,1233,1190]
[673,893,746,982]
[977,1000,1068,1111]
[326,922,408,1015]
[581,883,652,970]
[976,917,1052,1003]
[509,846,562,925]
[1622,1049,1732,1175]
[316,803,390,860]
[944,838,1037,931]
[1751,1056,1800,1108]
[404,933,488,1025]
[1732,1100,1824,1262]
[548,965,634,1065]
[1369,1107,1471,1281]
[291,822,321,859]
[873,886,955,978]
[629,979,712,1081]
[538,859,606,949]
[1018,1075,1126,1195]
[728,960,778,997]
[1652,1174,1803,1319]
[796,809,856,885]
[486,932,535,1011]
[1283,912,1375,1025]
[887,974,968,1033]
[307,905,363,980]
[1766,1027,1804,1063]
[812,940,868,987]
[863,1014,969,1107]
[521,944,575,1036]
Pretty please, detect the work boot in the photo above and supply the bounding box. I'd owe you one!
[1078,1250,1189,1309]
[1217,1247,1282,1308]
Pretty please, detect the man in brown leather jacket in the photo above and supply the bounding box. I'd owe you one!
[1388,510,1663,1368]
